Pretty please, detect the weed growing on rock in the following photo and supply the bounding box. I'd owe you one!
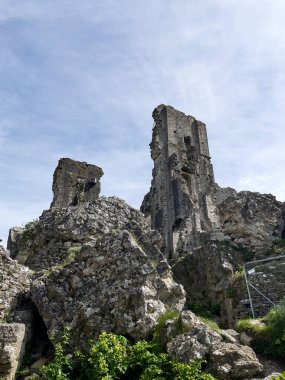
[39,331,217,380]
[237,299,285,358]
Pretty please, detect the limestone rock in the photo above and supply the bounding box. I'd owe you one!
[0,245,31,322]
[12,196,163,271]
[167,314,263,379]
[172,240,243,307]
[9,159,185,348]
[210,342,263,379]
[51,158,103,208]
[215,187,285,258]
[0,323,26,380]
[30,357,48,373]
[32,229,185,346]
[167,324,222,361]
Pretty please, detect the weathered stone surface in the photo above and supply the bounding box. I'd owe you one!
[210,342,263,379]
[215,187,285,258]
[0,245,31,322]
[0,323,26,380]
[142,105,285,326]
[141,105,219,259]
[30,357,48,373]
[142,105,285,263]
[51,158,103,208]
[13,196,163,271]
[32,228,185,346]
[172,240,243,310]
[167,324,222,361]
[7,227,24,259]
[19,192,186,346]
[167,312,263,379]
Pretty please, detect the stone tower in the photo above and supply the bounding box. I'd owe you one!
[51,158,103,208]
[141,105,220,259]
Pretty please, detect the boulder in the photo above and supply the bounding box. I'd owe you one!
[0,323,26,380]
[167,324,222,361]
[167,312,263,379]
[215,187,285,258]
[29,198,185,345]
[210,342,263,379]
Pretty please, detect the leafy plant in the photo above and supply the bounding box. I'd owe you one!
[39,331,217,380]
[40,329,73,380]
[80,331,129,379]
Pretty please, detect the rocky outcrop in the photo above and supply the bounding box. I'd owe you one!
[172,240,243,307]
[12,196,165,271]
[0,245,31,322]
[0,323,26,380]
[8,158,185,346]
[51,158,103,208]
[6,157,186,348]
[215,187,285,258]
[166,311,263,379]
[32,228,185,346]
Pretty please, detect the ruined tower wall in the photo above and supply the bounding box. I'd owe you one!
[141,105,219,259]
[51,158,103,208]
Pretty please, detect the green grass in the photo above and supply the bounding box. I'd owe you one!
[200,317,221,333]
[236,299,285,358]
[152,310,180,342]
[236,318,266,335]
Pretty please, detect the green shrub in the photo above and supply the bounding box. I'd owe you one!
[237,299,285,358]
[81,332,129,379]
[236,318,266,335]
[40,330,72,380]
[39,331,217,380]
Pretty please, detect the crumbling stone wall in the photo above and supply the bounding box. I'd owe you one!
[141,105,219,259]
[51,158,103,208]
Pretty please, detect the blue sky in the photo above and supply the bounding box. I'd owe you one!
[1,0,285,245]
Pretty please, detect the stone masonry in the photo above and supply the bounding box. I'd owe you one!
[141,105,220,259]
[51,158,103,208]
